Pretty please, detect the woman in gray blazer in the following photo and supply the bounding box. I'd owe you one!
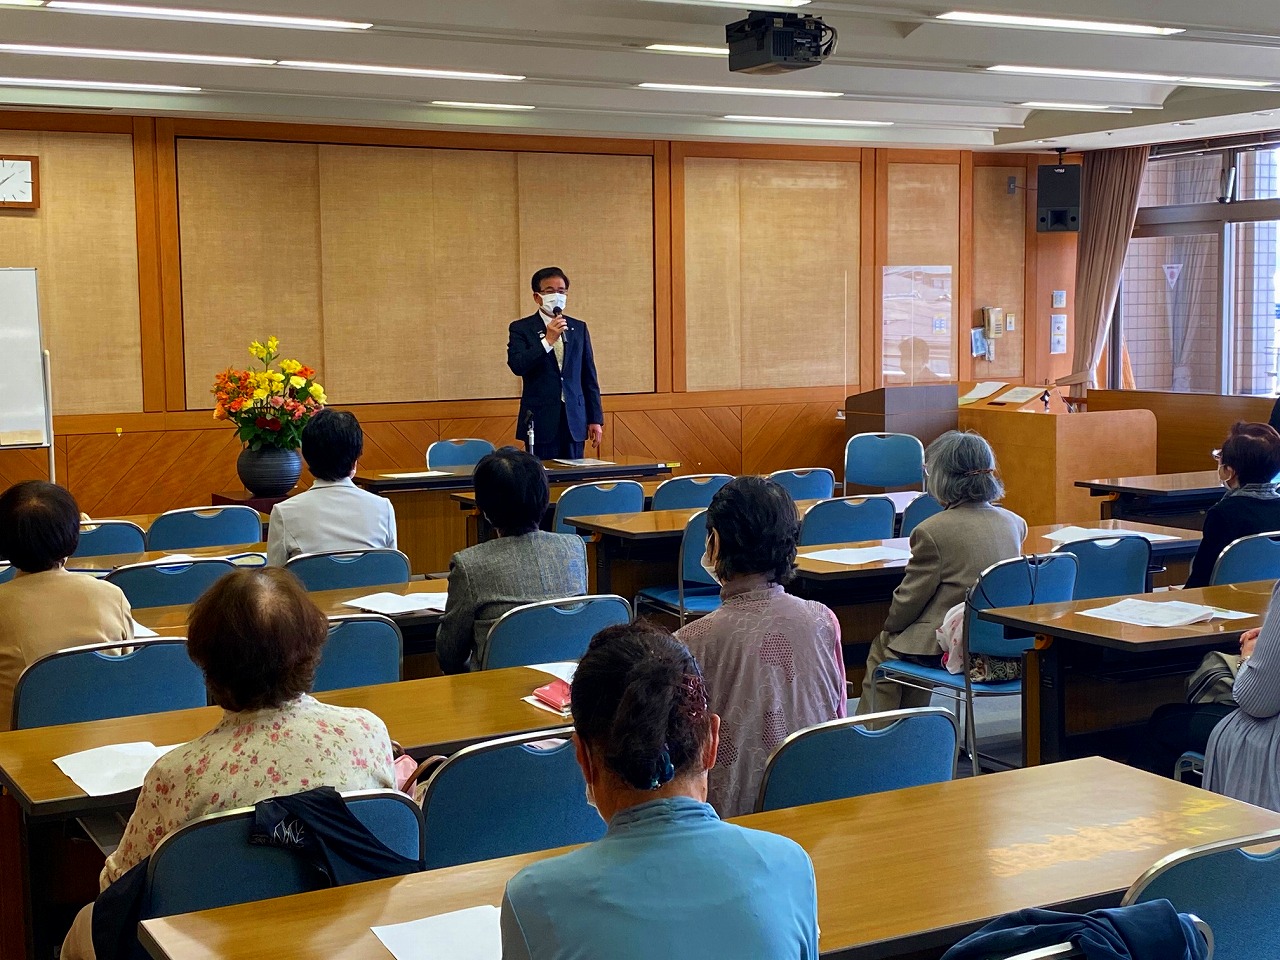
[856,431,1026,715]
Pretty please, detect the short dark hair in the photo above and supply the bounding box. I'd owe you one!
[0,480,81,573]
[302,409,363,481]
[1220,421,1280,485]
[705,476,799,584]
[186,567,327,712]
[473,447,549,535]
[571,622,711,792]
[531,267,570,293]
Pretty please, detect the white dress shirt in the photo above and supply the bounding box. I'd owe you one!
[266,477,398,567]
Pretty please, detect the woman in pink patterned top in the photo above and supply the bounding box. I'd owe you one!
[676,476,845,818]
[62,568,396,960]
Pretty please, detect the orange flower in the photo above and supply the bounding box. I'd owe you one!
[213,402,228,421]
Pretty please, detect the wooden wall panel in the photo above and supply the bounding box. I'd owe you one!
[972,165,1026,379]
[741,402,846,477]
[612,408,742,476]
[0,442,65,491]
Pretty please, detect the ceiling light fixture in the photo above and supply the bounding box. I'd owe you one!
[1021,101,1128,112]
[990,64,1273,88]
[0,42,275,65]
[279,61,524,82]
[938,12,1182,36]
[640,0,810,7]
[645,44,729,56]
[0,75,199,91]
[44,2,372,29]
[0,1,47,6]
[430,100,535,111]
[638,81,840,98]
[724,114,891,125]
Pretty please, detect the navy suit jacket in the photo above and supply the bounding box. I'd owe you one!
[507,312,603,444]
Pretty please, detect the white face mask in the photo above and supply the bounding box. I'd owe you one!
[539,292,567,316]
[700,549,722,586]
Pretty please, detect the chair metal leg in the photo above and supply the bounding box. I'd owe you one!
[964,692,980,778]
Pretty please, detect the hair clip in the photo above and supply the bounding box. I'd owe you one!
[650,745,676,790]
[964,467,995,476]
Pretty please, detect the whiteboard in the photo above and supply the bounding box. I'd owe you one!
[0,268,50,449]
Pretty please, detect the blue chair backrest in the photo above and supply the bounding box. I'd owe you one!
[553,481,645,536]
[419,729,605,869]
[75,521,146,558]
[650,474,733,511]
[484,595,630,669]
[799,497,896,547]
[756,708,957,812]
[313,616,402,692]
[966,554,1078,659]
[767,469,835,501]
[0,564,13,585]
[1053,535,1151,600]
[284,549,411,591]
[143,790,424,919]
[1210,532,1280,586]
[147,507,263,550]
[426,438,495,470]
[844,433,926,489]
[900,494,944,536]
[680,509,716,588]
[12,639,206,729]
[107,558,237,609]
[1125,827,1280,960]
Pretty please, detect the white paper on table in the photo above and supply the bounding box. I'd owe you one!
[54,741,183,797]
[221,552,267,566]
[342,592,448,616]
[529,661,578,684]
[958,381,1008,405]
[138,553,200,566]
[883,491,922,513]
[799,546,911,566]
[371,905,501,960]
[552,458,615,467]
[1042,526,1179,545]
[379,470,453,479]
[1080,598,1251,628]
[521,695,572,719]
[130,618,159,638]
[990,385,1045,405]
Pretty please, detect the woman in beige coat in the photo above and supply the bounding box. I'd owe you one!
[856,431,1026,714]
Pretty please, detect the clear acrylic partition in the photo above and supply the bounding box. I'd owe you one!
[881,265,955,385]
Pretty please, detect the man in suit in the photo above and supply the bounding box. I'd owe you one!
[507,267,604,460]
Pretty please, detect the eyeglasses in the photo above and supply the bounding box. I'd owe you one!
[1211,449,1223,463]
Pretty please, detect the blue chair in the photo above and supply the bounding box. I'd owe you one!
[143,789,423,921]
[900,493,944,536]
[553,480,645,537]
[313,615,403,692]
[873,553,1078,777]
[969,913,1212,960]
[418,728,605,869]
[425,438,495,470]
[1053,534,1151,599]
[75,520,146,558]
[12,638,206,729]
[635,509,721,625]
[844,433,925,491]
[284,549,411,591]
[1210,532,1280,586]
[755,707,958,812]
[650,474,733,511]
[107,558,237,609]
[799,496,896,547]
[0,564,13,584]
[1124,826,1280,960]
[766,468,835,501]
[147,506,263,550]
[483,595,631,670]
[1175,750,1205,782]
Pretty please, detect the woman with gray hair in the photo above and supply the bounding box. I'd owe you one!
[855,430,1026,715]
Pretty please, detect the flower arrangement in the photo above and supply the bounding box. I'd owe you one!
[212,336,327,450]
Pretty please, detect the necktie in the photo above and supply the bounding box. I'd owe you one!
[552,334,566,401]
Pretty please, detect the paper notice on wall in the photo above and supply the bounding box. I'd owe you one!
[1163,263,1183,289]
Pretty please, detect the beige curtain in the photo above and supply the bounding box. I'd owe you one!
[1057,146,1149,396]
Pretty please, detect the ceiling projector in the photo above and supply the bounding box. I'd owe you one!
[726,11,838,75]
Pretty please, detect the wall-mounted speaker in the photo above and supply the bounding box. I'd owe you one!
[1037,164,1080,233]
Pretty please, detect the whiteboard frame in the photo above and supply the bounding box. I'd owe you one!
[0,268,56,482]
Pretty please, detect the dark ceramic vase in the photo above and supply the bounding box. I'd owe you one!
[236,446,302,498]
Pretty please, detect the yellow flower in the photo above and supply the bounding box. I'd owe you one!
[309,383,326,403]
[248,341,266,360]
[268,371,285,383]
[266,336,279,353]
[289,375,306,389]
[280,359,301,375]
[252,387,268,400]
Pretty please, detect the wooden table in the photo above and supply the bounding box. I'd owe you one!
[1076,471,1222,529]
[66,542,267,575]
[981,580,1272,765]
[137,758,1280,960]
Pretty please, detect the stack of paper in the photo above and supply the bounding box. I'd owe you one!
[372,905,501,960]
[529,661,578,684]
[958,381,1008,405]
[1080,598,1253,628]
[130,619,159,638]
[342,592,449,616]
[553,458,614,467]
[990,385,1045,405]
[1043,526,1179,545]
[54,741,183,797]
[379,470,453,479]
[522,695,573,719]
[799,546,911,566]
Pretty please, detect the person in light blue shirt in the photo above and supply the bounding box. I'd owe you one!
[500,622,820,960]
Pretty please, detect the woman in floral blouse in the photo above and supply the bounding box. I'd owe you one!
[62,567,396,960]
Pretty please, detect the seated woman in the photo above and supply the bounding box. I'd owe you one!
[0,480,133,732]
[436,448,587,673]
[1184,421,1280,589]
[856,431,1026,715]
[61,567,396,960]
[501,623,819,960]
[676,475,845,817]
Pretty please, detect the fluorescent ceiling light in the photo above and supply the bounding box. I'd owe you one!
[990,64,1273,88]
[937,12,1183,36]
[431,100,535,111]
[645,44,729,56]
[638,82,840,98]
[0,75,199,91]
[641,0,809,6]
[44,2,372,29]
[1021,101,1128,112]
[0,43,275,66]
[725,114,891,126]
[279,61,523,82]
[0,1,47,6]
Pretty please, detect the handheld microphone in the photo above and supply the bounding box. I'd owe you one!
[553,306,566,342]
[552,306,563,317]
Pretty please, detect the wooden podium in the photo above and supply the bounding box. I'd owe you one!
[845,385,960,447]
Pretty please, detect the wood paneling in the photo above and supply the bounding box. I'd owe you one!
[742,401,846,476]
[613,407,742,475]
[973,165,1027,379]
